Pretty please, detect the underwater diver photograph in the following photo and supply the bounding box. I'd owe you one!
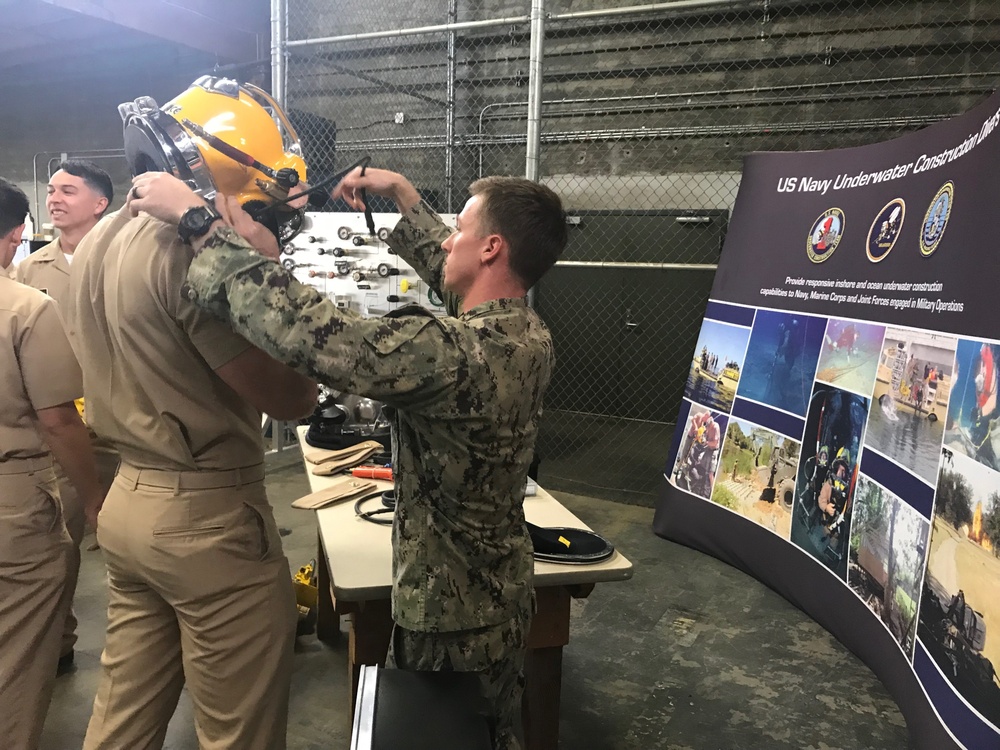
[790,383,870,579]
[737,309,826,417]
[814,318,886,396]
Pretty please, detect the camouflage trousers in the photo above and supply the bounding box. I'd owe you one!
[387,605,532,750]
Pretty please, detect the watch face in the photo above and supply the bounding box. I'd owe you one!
[190,207,211,231]
[180,205,219,242]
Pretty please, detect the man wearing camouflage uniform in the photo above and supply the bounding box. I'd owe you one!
[131,166,568,749]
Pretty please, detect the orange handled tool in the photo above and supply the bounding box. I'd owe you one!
[351,466,393,481]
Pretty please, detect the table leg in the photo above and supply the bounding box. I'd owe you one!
[523,587,571,750]
[348,599,394,715]
[523,646,564,750]
[315,531,340,644]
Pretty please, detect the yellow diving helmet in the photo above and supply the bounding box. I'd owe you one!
[119,75,308,241]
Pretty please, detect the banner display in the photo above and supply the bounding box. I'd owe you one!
[654,91,1000,750]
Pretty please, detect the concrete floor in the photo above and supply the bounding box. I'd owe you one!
[40,448,912,749]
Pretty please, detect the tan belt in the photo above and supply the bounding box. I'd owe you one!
[118,463,266,491]
[0,456,53,475]
[305,441,384,477]
[291,476,378,510]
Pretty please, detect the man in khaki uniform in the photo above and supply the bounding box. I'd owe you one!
[15,158,119,673]
[15,159,113,299]
[67,184,317,746]
[133,165,568,750]
[0,177,102,749]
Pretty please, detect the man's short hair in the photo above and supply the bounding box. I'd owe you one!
[469,177,568,289]
[57,159,114,214]
[0,177,29,238]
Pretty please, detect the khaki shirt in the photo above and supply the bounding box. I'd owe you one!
[187,203,549,632]
[66,212,260,471]
[0,277,83,461]
[14,237,71,306]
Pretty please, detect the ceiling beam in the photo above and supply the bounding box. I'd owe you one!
[37,0,268,63]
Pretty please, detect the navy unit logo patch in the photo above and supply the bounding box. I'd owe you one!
[920,181,953,257]
[866,198,905,263]
[807,207,845,264]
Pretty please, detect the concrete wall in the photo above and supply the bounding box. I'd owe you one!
[0,43,217,223]
[281,0,1000,212]
[3,1,999,219]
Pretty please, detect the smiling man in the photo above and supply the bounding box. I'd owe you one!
[15,159,116,676]
[17,160,113,299]
[131,166,568,750]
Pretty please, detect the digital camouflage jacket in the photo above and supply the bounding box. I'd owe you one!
[186,202,551,631]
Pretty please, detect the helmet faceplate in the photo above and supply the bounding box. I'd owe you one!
[119,76,308,240]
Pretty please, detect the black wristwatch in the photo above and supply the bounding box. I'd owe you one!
[177,204,222,245]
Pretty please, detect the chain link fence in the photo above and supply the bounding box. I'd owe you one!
[279,0,1000,504]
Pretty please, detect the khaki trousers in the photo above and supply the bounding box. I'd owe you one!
[54,441,120,656]
[0,459,73,750]
[83,464,297,750]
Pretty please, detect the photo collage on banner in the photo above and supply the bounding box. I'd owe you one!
[656,87,1000,747]
[672,312,751,502]
[668,302,1000,735]
[918,339,1000,728]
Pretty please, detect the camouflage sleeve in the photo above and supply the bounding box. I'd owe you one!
[186,226,463,408]
[386,201,462,317]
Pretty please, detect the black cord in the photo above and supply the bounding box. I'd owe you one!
[358,163,377,236]
[252,155,372,219]
[354,491,394,525]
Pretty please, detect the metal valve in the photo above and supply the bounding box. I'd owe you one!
[275,167,300,190]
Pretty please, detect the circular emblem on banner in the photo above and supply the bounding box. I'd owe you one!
[920,181,953,257]
[807,208,845,264]
[866,198,905,263]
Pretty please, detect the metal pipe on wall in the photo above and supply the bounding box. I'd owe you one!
[475,66,993,177]
[334,111,943,154]
[480,71,995,124]
[286,16,530,48]
[524,0,545,183]
[525,0,547,307]
[271,0,287,106]
[444,0,458,212]
[549,0,757,22]
[283,0,756,50]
